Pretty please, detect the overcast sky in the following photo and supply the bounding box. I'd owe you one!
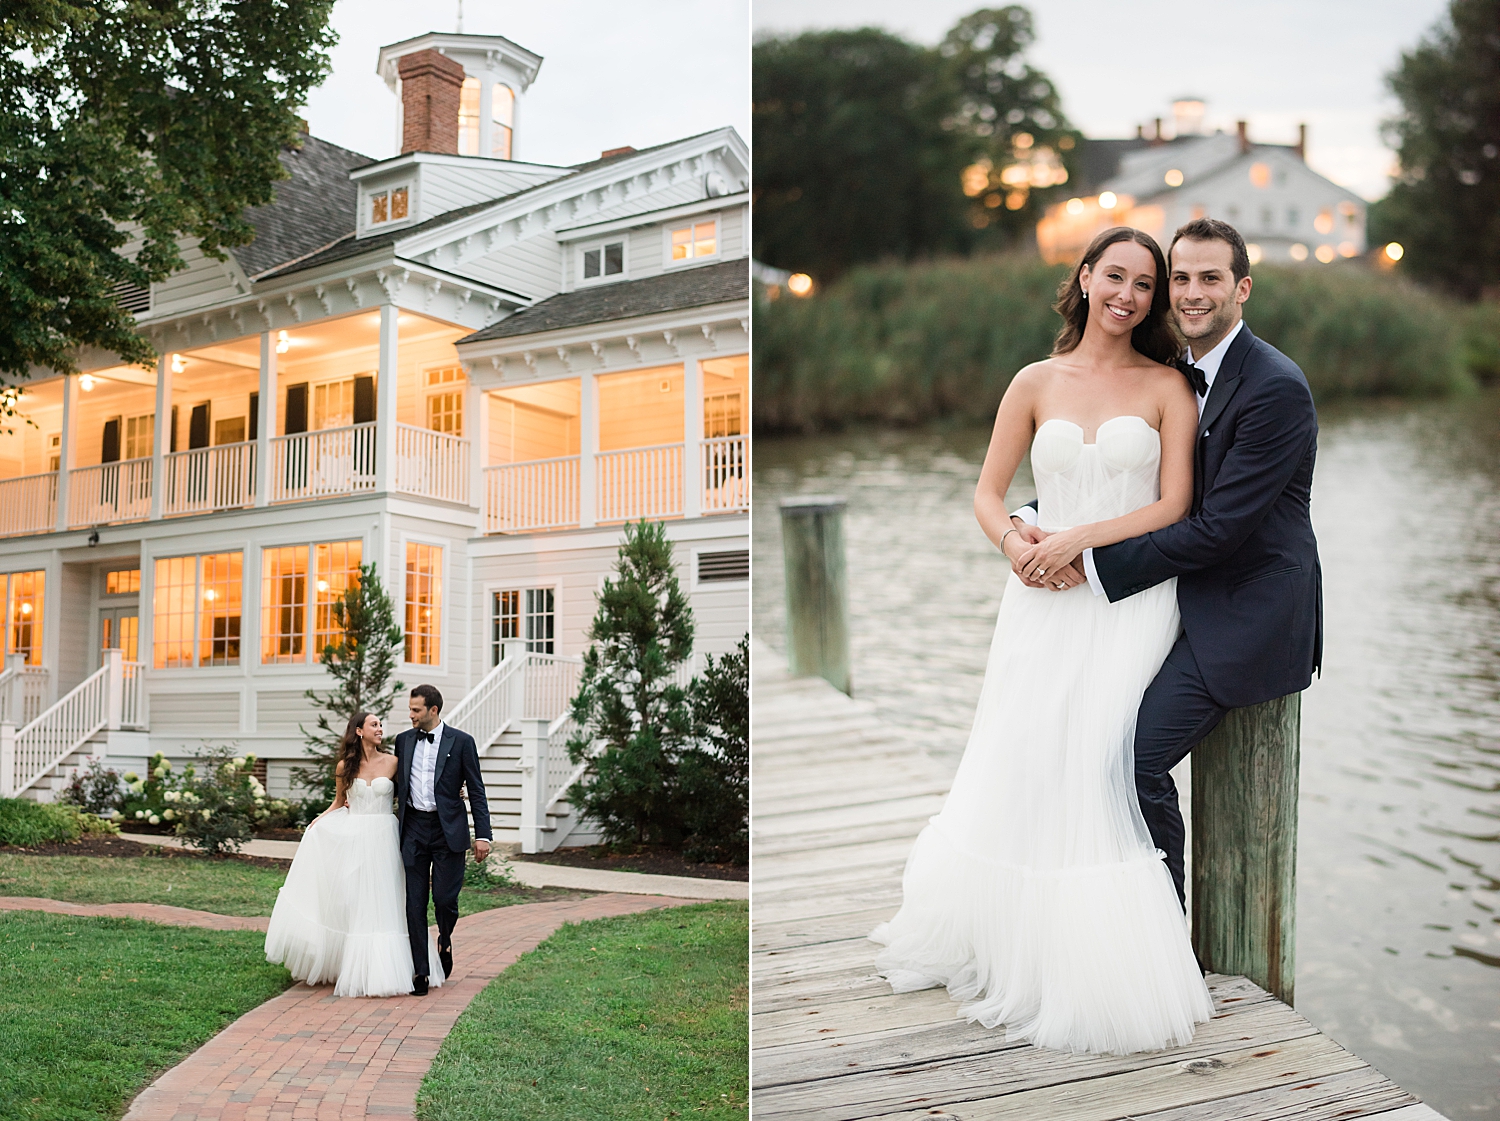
[753,0,1453,200]
[303,0,750,167]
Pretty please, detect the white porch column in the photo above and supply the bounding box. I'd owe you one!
[375,303,400,495]
[517,717,549,853]
[54,375,77,532]
[255,331,276,507]
[468,380,488,526]
[578,371,597,528]
[682,356,702,519]
[104,647,124,732]
[149,353,170,520]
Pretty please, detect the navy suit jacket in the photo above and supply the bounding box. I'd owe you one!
[394,723,493,852]
[1090,323,1322,708]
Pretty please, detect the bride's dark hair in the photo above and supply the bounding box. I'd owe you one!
[337,712,376,788]
[1052,226,1178,365]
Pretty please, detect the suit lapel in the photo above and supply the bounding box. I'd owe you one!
[434,725,455,789]
[1197,322,1254,438]
[397,731,413,807]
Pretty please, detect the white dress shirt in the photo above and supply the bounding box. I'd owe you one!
[1016,320,1246,596]
[409,721,445,811]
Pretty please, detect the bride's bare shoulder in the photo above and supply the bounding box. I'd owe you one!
[1005,358,1062,398]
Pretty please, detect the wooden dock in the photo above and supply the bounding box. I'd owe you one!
[750,643,1449,1121]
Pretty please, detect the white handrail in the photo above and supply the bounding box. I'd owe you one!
[68,458,153,527]
[484,456,580,533]
[0,473,58,538]
[163,442,256,515]
[445,650,528,752]
[701,435,749,513]
[121,660,145,729]
[597,443,683,522]
[12,662,111,796]
[270,422,378,503]
[395,423,470,505]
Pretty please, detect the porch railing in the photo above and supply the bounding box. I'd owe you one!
[68,458,152,527]
[597,443,683,522]
[121,659,145,729]
[163,442,256,515]
[270,422,377,503]
[395,423,469,505]
[0,473,58,538]
[484,456,580,533]
[701,435,749,514]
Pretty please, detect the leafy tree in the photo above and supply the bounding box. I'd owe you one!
[1375,0,1500,299]
[752,6,1075,280]
[566,520,695,848]
[0,0,338,391]
[681,635,749,863]
[292,563,405,811]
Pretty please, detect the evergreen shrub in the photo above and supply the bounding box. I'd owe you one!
[0,799,117,846]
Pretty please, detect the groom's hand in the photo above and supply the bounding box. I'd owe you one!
[473,838,491,862]
[1007,522,1052,588]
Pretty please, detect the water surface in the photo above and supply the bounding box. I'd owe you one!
[753,395,1500,1118]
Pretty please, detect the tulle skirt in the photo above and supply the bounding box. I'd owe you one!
[871,572,1213,1055]
[265,808,445,997]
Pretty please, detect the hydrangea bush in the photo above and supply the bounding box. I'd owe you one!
[122,747,294,854]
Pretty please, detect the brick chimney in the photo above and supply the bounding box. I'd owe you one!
[1295,123,1307,162]
[600,145,637,159]
[1236,120,1249,155]
[398,49,466,154]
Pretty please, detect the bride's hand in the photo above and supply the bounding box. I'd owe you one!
[1003,523,1051,588]
[1017,531,1085,589]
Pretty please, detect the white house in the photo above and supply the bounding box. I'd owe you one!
[0,30,750,853]
[1037,117,1367,266]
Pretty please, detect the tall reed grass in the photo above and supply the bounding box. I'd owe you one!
[754,256,1488,432]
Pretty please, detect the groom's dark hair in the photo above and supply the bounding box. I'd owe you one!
[1169,218,1251,283]
[410,684,443,713]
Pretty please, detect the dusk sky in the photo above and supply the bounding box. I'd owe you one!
[753,0,1453,200]
[303,0,750,168]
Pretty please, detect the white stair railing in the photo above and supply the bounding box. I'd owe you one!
[445,645,529,753]
[3,651,125,798]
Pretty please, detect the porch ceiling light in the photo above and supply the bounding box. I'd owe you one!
[276,330,291,354]
[171,354,186,373]
[79,374,96,391]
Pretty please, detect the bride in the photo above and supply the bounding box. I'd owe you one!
[265,712,444,997]
[871,226,1213,1055]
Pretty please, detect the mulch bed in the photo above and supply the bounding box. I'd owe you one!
[511,844,747,881]
[0,836,291,869]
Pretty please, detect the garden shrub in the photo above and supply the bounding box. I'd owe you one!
[682,636,749,864]
[122,748,293,853]
[57,757,125,817]
[0,799,109,847]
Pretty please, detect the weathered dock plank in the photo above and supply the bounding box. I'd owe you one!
[750,641,1450,1121]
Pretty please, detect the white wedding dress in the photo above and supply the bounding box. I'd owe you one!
[265,776,444,997]
[871,415,1213,1055]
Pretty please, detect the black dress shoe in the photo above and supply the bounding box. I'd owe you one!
[410,975,429,996]
[438,942,453,977]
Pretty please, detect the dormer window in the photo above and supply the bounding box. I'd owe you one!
[580,240,625,283]
[459,77,481,155]
[492,85,514,159]
[668,219,718,264]
[370,185,410,226]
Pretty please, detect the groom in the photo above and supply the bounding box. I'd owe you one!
[1014,217,1322,907]
[394,684,493,995]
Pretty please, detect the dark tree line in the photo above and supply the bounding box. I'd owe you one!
[753,7,1077,281]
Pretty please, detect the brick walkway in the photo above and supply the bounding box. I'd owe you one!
[0,895,269,931]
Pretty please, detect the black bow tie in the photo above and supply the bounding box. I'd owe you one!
[416,730,436,744]
[1174,357,1208,397]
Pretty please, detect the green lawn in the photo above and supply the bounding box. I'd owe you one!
[416,901,748,1121]
[0,911,292,1121]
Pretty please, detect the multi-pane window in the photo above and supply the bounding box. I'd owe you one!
[105,568,141,595]
[582,241,624,281]
[491,587,555,664]
[369,186,409,226]
[124,414,153,460]
[404,542,442,665]
[4,571,45,666]
[492,85,515,159]
[313,379,354,430]
[261,540,363,664]
[459,77,481,155]
[426,367,464,436]
[670,221,717,262]
[704,391,743,438]
[152,553,242,668]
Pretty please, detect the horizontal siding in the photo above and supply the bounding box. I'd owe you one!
[465,236,562,299]
[151,240,243,313]
[256,690,324,736]
[148,691,241,733]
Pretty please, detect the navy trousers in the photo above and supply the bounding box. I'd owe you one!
[1134,633,1231,908]
[401,810,464,980]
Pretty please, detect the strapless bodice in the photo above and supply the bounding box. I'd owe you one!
[346,776,396,816]
[1029,415,1161,530]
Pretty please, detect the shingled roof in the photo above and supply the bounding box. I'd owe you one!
[232,135,374,280]
[457,258,747,344]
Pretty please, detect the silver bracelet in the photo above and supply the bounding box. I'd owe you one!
[999,526,1020,556]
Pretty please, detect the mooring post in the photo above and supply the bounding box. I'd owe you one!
[1191,692,1300,1004]
[779,495,851,695]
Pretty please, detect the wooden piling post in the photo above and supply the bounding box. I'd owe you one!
[779,496,851,695]
[1191,692,1300,1004]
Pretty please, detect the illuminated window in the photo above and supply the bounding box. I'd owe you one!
[491,587,555,663]
[426,367,464,435]
[492,85,514,159]
[459,77,481,155]
[369,186,410,226]
[153,553,242,668]
[704,391,743,438]
[313,541,362,655]
[5,570,45,666]
[261,546,308,664]
[105,568,141,595]
[404,542,442,665]
[669,220,717,262]
[313,379,354,430]
[124,414,153,460]
[581,241,625,281]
